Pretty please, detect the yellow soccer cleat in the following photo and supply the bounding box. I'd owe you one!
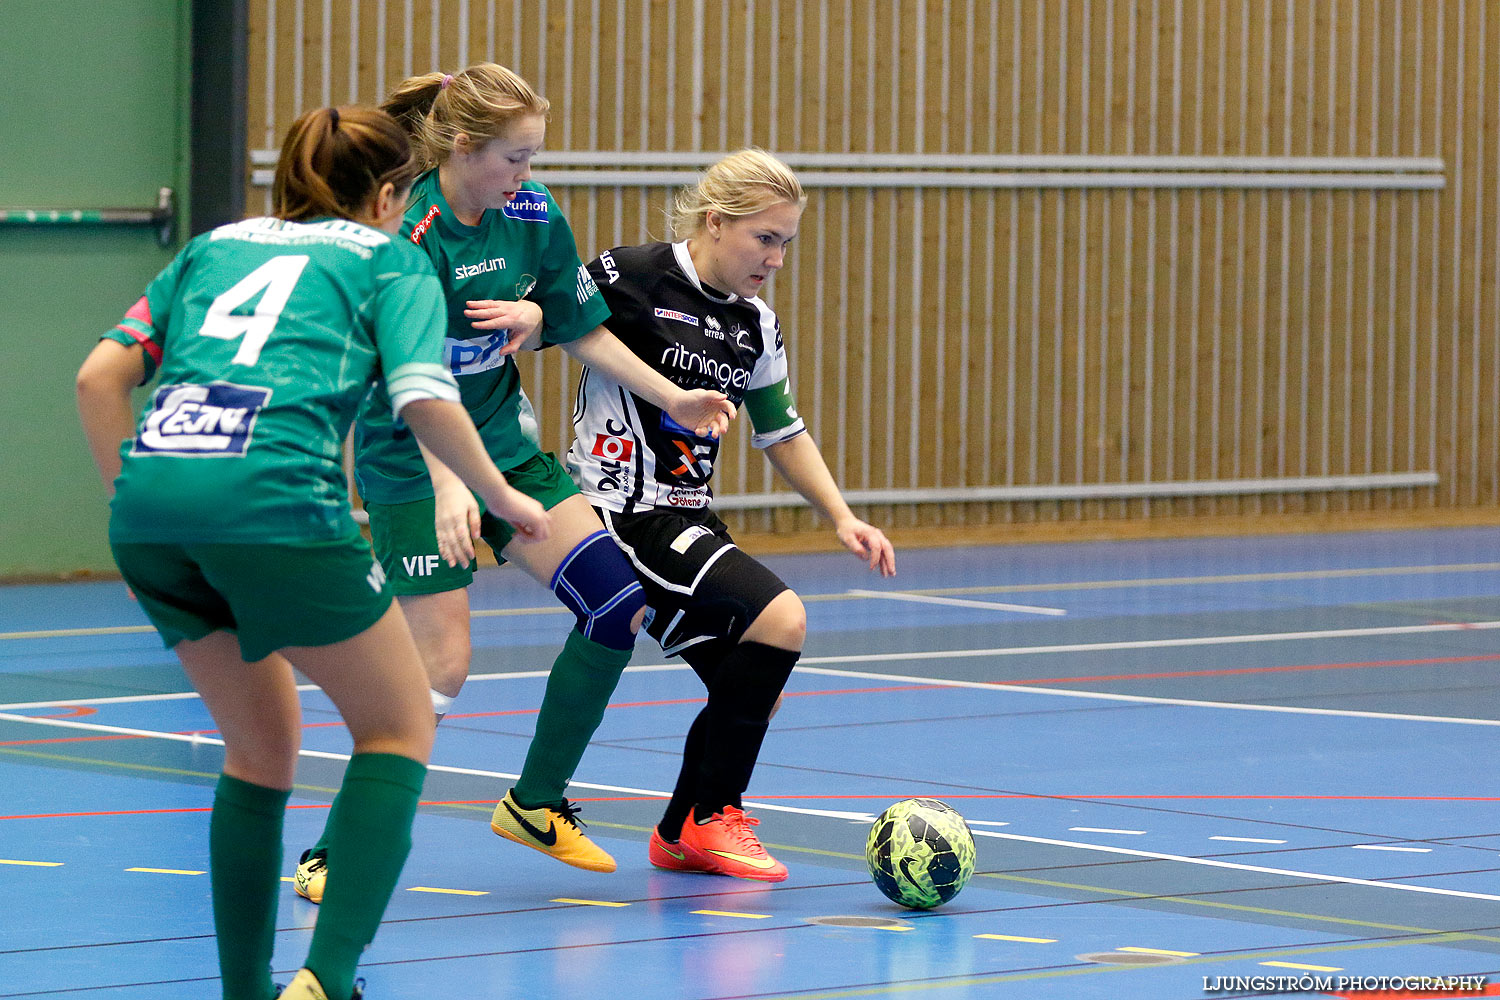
[292,848,326,904]
[489,790,617,873]
[277,967,363,999]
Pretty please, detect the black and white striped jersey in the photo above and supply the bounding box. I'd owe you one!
[568,241,805,514]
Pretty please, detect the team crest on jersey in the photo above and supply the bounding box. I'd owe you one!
[133,382,270,456]
[654,307,700,327]
[502,191,549,222]
[444,332,510,375]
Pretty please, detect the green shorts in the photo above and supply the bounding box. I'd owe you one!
[366,450,580,595]
[110,535,393,663]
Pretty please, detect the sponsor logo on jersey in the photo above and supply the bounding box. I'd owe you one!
[703,315,725,340]
[133,383,270,456]
[598,250,620,284]
[591,419,632,492]
[454,256,507,281]
[660,342,751,391]
[664,433,714,483]
[410,204,441,244]
[444,331,510,375]
[669,525,712,552]
[576,265,599,304]
[501,191,549,222]
[666,487,710,508]
[591,432,634,462]
[516,274,538,298]
[654,307,700,327]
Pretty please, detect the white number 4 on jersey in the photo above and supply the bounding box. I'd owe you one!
[199,254,310,365]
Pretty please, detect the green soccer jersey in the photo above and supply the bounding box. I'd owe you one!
[102,216,455,544]
[353,171,612,504]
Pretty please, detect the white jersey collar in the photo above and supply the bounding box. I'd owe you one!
[672,240,745,305]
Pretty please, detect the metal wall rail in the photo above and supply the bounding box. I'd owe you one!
[0,187,177,246]
[712,472,1442,511]
[248,150,1444,191]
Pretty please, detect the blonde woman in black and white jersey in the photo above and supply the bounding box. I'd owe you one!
[568,149,896,881]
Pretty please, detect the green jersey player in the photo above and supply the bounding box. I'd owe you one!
[292,63,735,899]
[76,107,549,1000]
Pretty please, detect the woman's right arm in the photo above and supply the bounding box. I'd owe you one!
[75,340,147,496]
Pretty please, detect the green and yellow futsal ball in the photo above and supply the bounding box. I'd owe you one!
[865,798,977,909]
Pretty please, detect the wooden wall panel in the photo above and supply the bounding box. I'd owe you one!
[246,0,1500,536]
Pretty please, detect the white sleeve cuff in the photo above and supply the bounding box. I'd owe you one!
[751,420,806,450]
[387,362,461,418]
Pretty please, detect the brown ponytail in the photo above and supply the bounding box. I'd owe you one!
[271,105,421,222]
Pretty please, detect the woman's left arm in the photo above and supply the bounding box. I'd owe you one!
[764,433,896,577]
[562,325,736,438]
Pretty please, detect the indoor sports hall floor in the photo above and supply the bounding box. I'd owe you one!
[5,524,1500,999]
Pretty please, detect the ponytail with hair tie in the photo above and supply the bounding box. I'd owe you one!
[440,74,454,90]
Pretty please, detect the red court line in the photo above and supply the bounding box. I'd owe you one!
[0,803,336,822]
[567,793,1500,802]
[1326,986,1500,998]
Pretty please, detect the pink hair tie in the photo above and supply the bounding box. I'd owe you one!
[440,74,454,90]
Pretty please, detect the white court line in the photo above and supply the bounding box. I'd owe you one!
[795,665,1500,726]
[1210,836,1288,844]
[845,589,1067,616]
[6,627,1500,725]
[1351,844,1433,854]
[970,829,1500,902]
[1069,827,1147,835]
[3,711,1488,904]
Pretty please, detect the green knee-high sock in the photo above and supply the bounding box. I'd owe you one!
[512,629,631,807]
[305,753,426,1000]
[210,773,290,1000]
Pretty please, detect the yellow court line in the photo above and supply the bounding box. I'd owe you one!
[1261,961,1344,972]
[975,934,1057,944]
[1118,946,1199,957]
[126,867,205,875]
[553,898,630,907]
[409,886,488,896]
[0,858,63,867]
[692,909,772,919]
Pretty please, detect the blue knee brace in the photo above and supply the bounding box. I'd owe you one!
[551,531,646,651]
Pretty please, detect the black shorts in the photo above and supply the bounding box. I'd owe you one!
[597,506,789,657]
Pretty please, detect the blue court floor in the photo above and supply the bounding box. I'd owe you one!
[5,525,1500,998]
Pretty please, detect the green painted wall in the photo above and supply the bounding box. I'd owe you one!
[0,0,190,578]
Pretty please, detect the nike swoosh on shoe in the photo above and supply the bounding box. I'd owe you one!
[504,800,558,847]
[706,850,778,869]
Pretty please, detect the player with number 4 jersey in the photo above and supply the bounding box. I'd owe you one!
[76,106,550,1000]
